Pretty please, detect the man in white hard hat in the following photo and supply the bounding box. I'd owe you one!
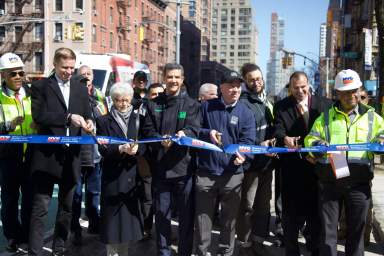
[0,52,36,252]
[305,69,384,256]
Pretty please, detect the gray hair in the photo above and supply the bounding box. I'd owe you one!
[199,83,217,97]
[77,65,93,74]
[163,63,184,77]
[110,82,134,100]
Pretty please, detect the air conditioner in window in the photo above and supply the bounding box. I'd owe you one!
[0,9,5,16]
[92,10,98,16]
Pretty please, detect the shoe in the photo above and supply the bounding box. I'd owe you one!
[6,239,18,252]
[238,246,253,256]
[274,233,284,247]
[72,230,82,246]
[141,229,152,240]
[252,241,273,256]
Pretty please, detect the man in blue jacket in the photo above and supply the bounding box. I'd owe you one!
[195,71,256,256]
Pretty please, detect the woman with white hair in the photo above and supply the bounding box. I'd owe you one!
[96,82,143,255]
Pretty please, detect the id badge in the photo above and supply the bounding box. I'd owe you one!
[328,151,350,179]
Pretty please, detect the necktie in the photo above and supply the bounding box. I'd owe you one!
[15,91,21,103]
[298,104,309,128]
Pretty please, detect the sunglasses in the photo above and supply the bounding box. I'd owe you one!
[8,71,25,78]
[361,95,367,100]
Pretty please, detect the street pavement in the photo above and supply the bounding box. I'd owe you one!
[1,169,384,255]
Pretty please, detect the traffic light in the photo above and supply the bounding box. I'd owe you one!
[287,56,293,66]
[72,24,85,41]
[139,26,144,42]
[282,57,287,69]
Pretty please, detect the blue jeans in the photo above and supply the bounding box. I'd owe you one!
[71,163,101,231]
[152,175,194,256]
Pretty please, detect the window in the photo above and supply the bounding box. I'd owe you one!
[75,0,83,10]
[92,0,96,10]
[15,26,23,42]
[0,26,5,39]
[92,25,97,43]
[15,0,22,13]
[108,6,114,23]
[35,23,43,41]
[55,0,63,11]
[109,32,113,49]
[35,52,43,71]
[73,22,84,41]
[35,0,43,12]
[54,23,63,41]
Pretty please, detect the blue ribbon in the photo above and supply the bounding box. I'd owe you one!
[0,135,383,154]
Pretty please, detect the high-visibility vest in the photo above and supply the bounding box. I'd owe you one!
[305,104,384,165]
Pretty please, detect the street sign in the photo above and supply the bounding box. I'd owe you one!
[342,52,359,59]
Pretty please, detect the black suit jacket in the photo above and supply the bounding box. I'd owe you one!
[274,95,333,166]
[31,75,92,182]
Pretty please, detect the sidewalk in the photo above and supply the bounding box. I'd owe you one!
[372,163,384,248]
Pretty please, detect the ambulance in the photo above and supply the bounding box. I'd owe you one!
[75,53,150,96]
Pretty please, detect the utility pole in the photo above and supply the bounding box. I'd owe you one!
[176,0,181,64]
[325,57,329,98]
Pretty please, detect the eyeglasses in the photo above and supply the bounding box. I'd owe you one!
[248,78,263,84]
[113,98,131,104]
[8,71,25,78]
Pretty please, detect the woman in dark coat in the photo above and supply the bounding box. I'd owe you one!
[96,82,143,256]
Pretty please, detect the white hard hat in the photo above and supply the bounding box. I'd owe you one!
[334,69,362,91]
[0,53,24,70]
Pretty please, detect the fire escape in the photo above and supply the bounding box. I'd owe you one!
[1,0,44,73]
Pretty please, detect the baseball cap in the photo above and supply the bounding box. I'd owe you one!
[0,53,24,70]
[221,70,244,85]
[334,69,362,91]
[133,70,148,81]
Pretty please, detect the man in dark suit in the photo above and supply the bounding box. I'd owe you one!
[28,47,93,256]
[274,71,332,256]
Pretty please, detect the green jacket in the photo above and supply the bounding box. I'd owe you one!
[304,102,384,183]
[0,83,36,159]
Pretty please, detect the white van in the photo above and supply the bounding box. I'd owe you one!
[75,53,151,96]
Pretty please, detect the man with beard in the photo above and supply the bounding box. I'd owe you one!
[236,63,275,255]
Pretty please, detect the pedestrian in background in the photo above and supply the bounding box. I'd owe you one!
[71,65,108,244]
[28,47,93,256]
[198,83,218,102]
[195,71,255,256]
[96,82,144,256]
[142,63,200,256]
[274,71,332,256]
[305,69,384,256]
[0,53,36,252]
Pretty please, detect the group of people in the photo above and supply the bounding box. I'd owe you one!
[0,46,382,256]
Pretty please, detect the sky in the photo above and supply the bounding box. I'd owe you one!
[252,0,329,75]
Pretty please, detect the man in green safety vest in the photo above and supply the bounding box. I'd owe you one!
[305,69,384,256]
[0,52,36,252]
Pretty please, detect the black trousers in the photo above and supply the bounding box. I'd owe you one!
[28,171,77,256]
[0,158,32,243]
[281,163,320,256]
[319,182,370,256]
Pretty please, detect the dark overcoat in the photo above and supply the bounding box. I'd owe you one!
[31,75,91,183]
[96,110,143,244]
